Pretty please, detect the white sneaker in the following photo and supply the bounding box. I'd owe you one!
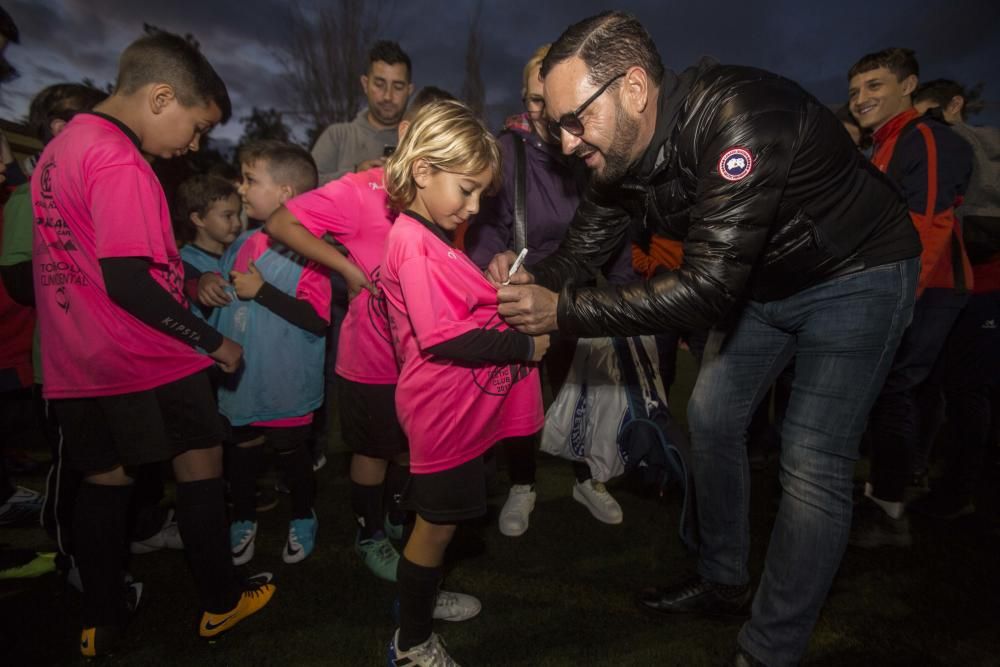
[230,520,258,565]
[433,590,481,622]
[572,480,623,524]
[389,629,461,666]
[130,509,184,555]
[498,484,536,537]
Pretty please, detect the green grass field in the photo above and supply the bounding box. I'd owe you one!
[3,351,999,665]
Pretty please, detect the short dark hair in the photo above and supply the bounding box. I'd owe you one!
[174,174,238,230]
[848,48,919,83]
[0,6,19,44]
[914,79,985,120]
[541,11,664,87]
[239,140,318,194]
[115,31,232,123]
[28,83,107,144]
[403,86,457,121]
[368,40,411,80]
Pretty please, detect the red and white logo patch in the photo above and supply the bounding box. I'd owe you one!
[718,147,753,181]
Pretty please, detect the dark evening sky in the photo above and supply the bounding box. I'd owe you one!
[2,0,998,146]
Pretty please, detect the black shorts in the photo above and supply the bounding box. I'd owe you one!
[402,456,487,524]
[54,370,225,474]
[337,376,408,459]
[227,423,311,452]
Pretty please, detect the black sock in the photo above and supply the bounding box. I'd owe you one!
[384,462,410,526]
[573,460,592,483]
[73,482,132,627]
[396,556,442,651]
[506,435,538,485]
[351,481,384,539]
[228,445,263,522]
[276,444,315,520]
[175,478,241,613]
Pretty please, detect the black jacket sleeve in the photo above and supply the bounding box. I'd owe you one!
[252,282,328,336]
[0,261,34,306]
[426,328,534,364]
[100,256,224,352]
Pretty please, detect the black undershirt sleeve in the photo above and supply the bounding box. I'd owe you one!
[100,256,224,352]
[426,328,534,364]
[253,281,328,336]
[0,261,35,306]
[181,261,217,319]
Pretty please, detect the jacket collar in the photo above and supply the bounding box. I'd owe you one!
[504,112,567,160]
[631,57,718,184]
[872,108,920,149]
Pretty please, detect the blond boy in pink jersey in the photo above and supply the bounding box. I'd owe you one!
[380,101,548,665]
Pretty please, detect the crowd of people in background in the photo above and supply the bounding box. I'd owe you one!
[0,6,997,666]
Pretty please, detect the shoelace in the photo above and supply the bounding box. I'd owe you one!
[675,576,708,599]
[507,494,533,511]
[423,635,457,667]
[374,540,396,562]
[243,583,271,600]
[436,592,458,608]
[288,530,302,549]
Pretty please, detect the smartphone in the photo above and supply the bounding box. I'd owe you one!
[383,145,396,158]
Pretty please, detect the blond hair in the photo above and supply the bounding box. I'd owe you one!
[522,43,551,96]
[383,100,502,211]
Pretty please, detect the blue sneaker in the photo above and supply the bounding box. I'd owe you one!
[356,530,400,581]
[283,511,318,563]
[230,520,257,566]
[384,514,405,542]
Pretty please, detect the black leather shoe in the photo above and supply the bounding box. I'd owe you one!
[727,647,768,667]
[637,575,751,618]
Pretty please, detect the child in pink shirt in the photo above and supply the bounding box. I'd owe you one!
[264,88,458,586]
[30,32,273,656]
[381,100,548,665]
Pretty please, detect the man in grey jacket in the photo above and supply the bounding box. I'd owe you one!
[311,40,413,184]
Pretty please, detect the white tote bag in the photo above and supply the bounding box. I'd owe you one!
[540,337,629,482]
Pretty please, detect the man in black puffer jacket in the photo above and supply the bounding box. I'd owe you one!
[492,12,921,667]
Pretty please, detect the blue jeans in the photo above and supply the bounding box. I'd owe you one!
[686,258,917,666]
[867,287,968,501]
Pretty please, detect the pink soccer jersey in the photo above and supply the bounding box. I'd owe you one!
[31,114,212,398]
[229,230,332,323]
[284,167,398,384]
[381,213,543,474]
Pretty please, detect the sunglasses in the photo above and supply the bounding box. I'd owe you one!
[546,71,627,139]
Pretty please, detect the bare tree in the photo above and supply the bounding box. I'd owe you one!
[277,0,387,145]
[460,3,485,119]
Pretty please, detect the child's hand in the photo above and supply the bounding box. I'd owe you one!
[198,272,233,307]
[530,334,551,362]
[343,263,376,300]
[210,336,243,373]
[230,261,265,299]
[486,250,534,288]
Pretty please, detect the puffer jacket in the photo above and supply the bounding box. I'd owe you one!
[531,60,922,336]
